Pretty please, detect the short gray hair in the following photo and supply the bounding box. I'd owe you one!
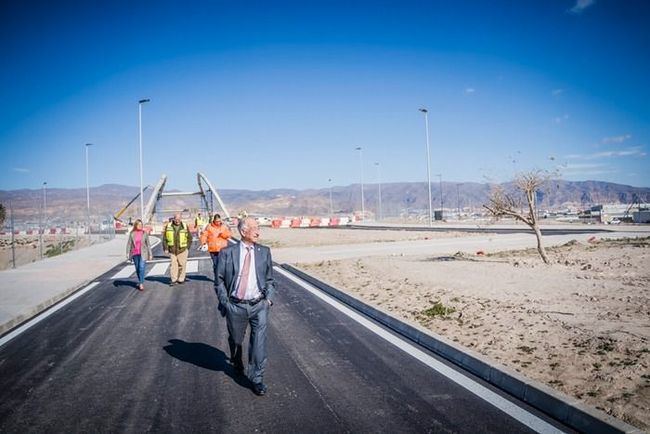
[238,217,256,235]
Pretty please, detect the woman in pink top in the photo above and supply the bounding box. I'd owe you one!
[126,219,153,291]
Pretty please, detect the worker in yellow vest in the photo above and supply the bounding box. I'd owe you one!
[163,213,193,286]
[194,212,207,238]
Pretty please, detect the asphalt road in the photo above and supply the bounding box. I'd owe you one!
[0,240,570,433]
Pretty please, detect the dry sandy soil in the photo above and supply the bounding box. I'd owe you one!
[258,227,480,248]
[299,236,650,430]
[0,235,109,270]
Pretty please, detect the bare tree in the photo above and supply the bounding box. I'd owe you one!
[483,171,550,264]
[0,203,5,227]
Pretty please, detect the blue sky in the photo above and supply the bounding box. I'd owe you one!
[1,0,649,192]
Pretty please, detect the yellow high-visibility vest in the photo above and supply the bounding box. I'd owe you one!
[165,222,189,249]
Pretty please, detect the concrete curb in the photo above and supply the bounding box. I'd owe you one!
[0,277,96,336]
[280,263,642,434]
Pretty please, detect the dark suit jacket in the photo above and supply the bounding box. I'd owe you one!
[215,242,276,305]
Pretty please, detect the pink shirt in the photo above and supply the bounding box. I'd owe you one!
[131,230,143,256]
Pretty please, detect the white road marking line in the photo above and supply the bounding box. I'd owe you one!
[275,267,565,434]
[111,265,135,279]
[147,263,169,277]
[186,260,199,274]
[0,282,101,348]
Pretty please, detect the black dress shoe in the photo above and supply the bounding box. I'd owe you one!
[253,382,267,396]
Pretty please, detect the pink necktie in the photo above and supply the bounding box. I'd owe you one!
[236,247,252,299]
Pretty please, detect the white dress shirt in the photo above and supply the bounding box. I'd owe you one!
[233,243,261,300]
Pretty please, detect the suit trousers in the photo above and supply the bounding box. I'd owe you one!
[225,300,269,384]
[169,249,189,283]
[210,251,220,281]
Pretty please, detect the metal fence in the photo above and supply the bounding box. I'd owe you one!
[0,203,116,270]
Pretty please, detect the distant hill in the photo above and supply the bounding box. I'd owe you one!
[1,180,649,224]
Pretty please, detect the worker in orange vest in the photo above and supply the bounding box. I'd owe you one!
[200,213,232,279]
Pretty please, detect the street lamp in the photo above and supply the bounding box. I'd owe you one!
[85,143,94,235]
[328,178,334,215]
[355,147,365,221]
[42,181,48,229]
[419,108,433,227]
[138,98,150,222]
[437,173,443,220]
[374,162,382,220]
[457,183,463,220]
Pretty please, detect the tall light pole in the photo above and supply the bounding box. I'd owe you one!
[457,183,462,220]
[138,98,150,222]
[42,181,48,229]
[437,173,443,220]
[355,147,365,221]
[85,143,93,234]
[419,108,433,226]
[374,162,382,220]
[328,178,334,215]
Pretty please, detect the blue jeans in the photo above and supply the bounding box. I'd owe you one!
[132,255,146,285]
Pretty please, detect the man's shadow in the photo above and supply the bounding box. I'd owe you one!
[162,339,253,391]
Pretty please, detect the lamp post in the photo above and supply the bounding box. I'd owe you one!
[85,143,93,235]
[138,98,150,222]
[437,173,443,220]
[375,162,382,220]
[42,182,48,229]
[457,183,462,220]
[328,178,334,215]
[419,108,433,226]
[355,147,365,221]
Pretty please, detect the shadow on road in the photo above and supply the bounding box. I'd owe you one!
[112,280,139,289]
[145,276,171,284]
[162,339,254,391]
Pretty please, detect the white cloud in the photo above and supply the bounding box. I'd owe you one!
[565,146,646,160]
[12,167,30,173]
[602,134,631,144]
[559,163,616,176]
[569,0,595,14]
[554,114,570,124]
[552,89,564,97]
[464,88,475,95]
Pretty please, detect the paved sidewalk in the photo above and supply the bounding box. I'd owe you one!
[0,235,129,335]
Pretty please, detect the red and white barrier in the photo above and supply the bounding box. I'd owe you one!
[266,216,356,229]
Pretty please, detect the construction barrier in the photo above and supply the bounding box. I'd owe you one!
[265,216,361,228]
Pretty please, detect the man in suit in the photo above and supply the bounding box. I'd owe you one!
[215,217,276,396]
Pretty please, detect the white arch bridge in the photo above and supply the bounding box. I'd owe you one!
[142,172,230,225]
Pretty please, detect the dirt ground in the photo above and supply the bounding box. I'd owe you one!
[299,237,650,430]
[0,235,108,270]
[258,227,480,248]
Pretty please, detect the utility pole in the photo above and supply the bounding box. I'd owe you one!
[375,162,382,220]
[419,108,433,226]
[10,201,16,268]
[457,183,462,220]
[328,178,334,215]
[355,147,365,221]
[138,98,150,222]
[437,174,443,220]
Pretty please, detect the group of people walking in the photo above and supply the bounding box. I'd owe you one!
[125,213,275,396]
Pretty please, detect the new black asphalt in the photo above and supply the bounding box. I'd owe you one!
[0,241,570,433]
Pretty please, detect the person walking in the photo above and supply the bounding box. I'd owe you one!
[126,219,152,291]
[163,213,192,286]
[194,212,207,238]
[215,217,276,396]
[200,213,232,279]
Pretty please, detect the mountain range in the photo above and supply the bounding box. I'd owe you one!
[1,180,649,224]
